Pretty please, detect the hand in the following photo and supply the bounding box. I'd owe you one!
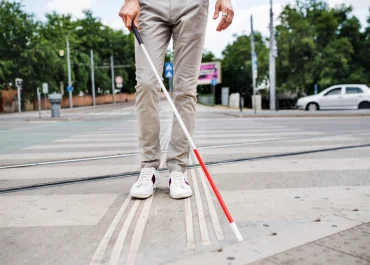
[213,0,234,32]
[118,0,140,32]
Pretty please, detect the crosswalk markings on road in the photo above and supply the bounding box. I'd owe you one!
[125,125,171,265]
[109,199,140,265]
[89,123,172,265]
[188,161,211,245]
[184,196,196,250]
[190,155,224,241]
[89,195,132,265]
[2,115,370,265]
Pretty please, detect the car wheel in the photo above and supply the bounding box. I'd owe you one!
[358,101,370,109]
[306,102,319,111]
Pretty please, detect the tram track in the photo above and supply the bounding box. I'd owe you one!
[1,141,369,194]
[1,131,370,170]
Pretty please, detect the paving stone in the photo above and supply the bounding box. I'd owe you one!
[316,228,370,262]
[267,243,369,265]
[249,259,278,265]
[354,223,370,235]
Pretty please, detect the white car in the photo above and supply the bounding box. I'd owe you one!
[296,84,370,111]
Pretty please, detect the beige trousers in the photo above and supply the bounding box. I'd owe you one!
[135,0,209,173]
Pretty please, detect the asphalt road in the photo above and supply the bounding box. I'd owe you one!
[1,103,370,265]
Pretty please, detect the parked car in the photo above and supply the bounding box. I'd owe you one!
[296,84,370,111]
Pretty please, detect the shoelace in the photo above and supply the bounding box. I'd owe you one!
[136,169,153,186]
[171,172,185,188]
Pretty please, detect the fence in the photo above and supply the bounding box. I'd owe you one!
[0,89,136,113]
[197,94,214,106]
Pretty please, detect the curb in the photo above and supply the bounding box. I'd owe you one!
[26,117,83,123]
[225,112,370,118]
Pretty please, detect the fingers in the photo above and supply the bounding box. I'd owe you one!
[216,16,227,32]
[216,7,234,31]
[221,12,234,31]
[126,15,134,32]
[133,10,140,29]
[118,1,140,32]
[213,2,221,19]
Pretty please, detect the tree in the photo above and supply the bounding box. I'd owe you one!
[0,1,137,106]
[202,50,217,62]
[357,8,370,84]
[275,0,369,95]
[221,33,268,106]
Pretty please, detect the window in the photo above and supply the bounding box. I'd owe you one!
[346,87,363,94]
[325,88,341,96]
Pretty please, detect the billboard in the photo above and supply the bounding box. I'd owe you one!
[198,62,222,85]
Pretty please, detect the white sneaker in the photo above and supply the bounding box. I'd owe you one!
[130,167,160,199]
[169,171,193,199]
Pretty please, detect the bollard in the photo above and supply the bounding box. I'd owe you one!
[48,93,62,118]
[37,88,42,119]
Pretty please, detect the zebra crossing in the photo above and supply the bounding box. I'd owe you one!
[1,104,370,265]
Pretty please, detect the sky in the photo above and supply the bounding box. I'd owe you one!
[18,0,370,58]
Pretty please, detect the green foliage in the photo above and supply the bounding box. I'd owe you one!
[202,50,217,62]
[1,0,370,106]
[221,33,269,96]
[275,0,370,94]
[0,1,136,103]
[219,1,370,98]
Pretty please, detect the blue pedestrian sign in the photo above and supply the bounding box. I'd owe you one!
[252,52,258,78]
[66,85,73,92]
[165,62,173,79]
[211,78,217,86]
[253,52,258,69]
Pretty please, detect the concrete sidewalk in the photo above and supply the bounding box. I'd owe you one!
[1,102,370,265]
[251,222,370,265]
[169,216,370,265]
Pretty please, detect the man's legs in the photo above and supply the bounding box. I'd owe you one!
[135,1,172,170]
[166,0,209,173]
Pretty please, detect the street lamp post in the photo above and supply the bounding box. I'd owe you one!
[66,34,72,108]
[99,26,116,104]
[91,49,96,106]
[111,55,116,104]
[269,0,276,111]
[66,26,83,109]
[251,15,257,114]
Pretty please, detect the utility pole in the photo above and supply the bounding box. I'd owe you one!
[251,15,257,114]
[65,26,83,109]
[66,34,73,109]
[269,0,276,111]
[111,55,116,104]
[90,49,96,106]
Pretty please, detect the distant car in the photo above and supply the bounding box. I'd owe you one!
[296,84,370,111]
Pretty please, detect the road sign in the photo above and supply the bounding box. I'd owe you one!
[66,86,73,92]
[165,62,173,79]
[273,39,278,58]
[314,84,318,95]
[15,78,23,113]
[198,62,221,85]
[211,78,217,86]
[252,52,258,78]
[15,78,23,90]
[42,83,49,94]
[115,76,123,85]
